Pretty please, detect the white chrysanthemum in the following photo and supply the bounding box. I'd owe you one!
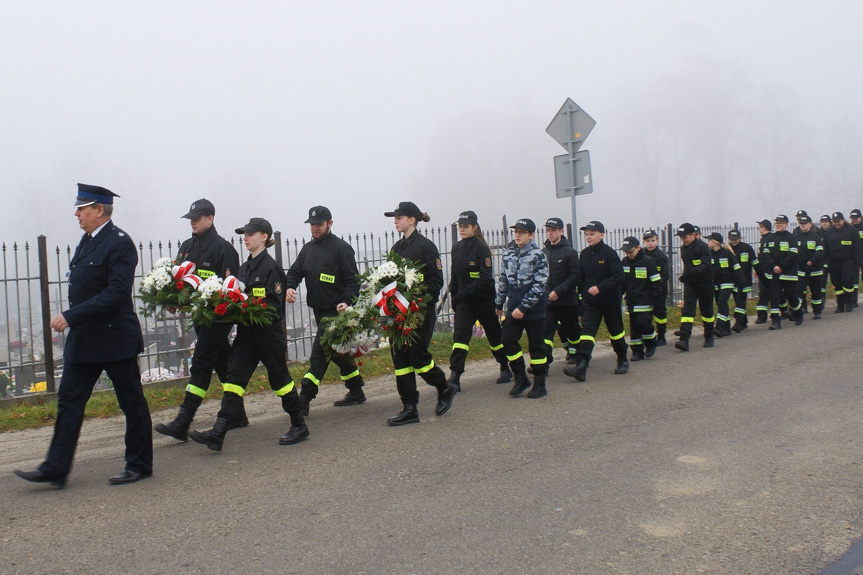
[403,268,419,289]
[198,276,224,299]
[154,257,174,269]
[152,268,172,290]
[378,261,399,278]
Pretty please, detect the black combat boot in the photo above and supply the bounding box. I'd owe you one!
[188,416,231,452]
[769,316,782,330]
[614,354,629,374]
[333,388,366,406]
[509,368,531,397]
[496,363,513,384]
[630,347,645,361]
[279,412,310,445]
[563,358,588,382]
[387,404,419,426]
[644,339,657,358]
[154,393,202,442]
[527,372,547,398]
[703,325,715,348]
[435,383,457,416]
[812,305,822,320]
[674,337,690,352]
[755,311,768,324]
[794,308,804,326]
[446,371,462,393]
[731,319,744,333]
[656,324,667,346]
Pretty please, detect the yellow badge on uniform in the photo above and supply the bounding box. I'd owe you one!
[252,287,266,297]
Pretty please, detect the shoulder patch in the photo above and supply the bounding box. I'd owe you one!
[436,258,442,270]
[484,257,491,268]
[274,282,282,294]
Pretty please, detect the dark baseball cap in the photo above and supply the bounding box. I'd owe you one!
[774,214,789,223]
[384,201,422,218]
[850,209,862,218]
[693,225,702,234]
[728,229,741,240]
[580,220,605,233]
[183,198,216,219]
[619,236,640,252]
[833,211,845,221]
[457,210,478,225]
[510,218,536,233]
[675,223,696,237]
[235,217,273,237]
[706,232,723,243]
[642,229,658,239]
[75,183,119,207]
[756,219,772,230]
[796,209,808,217]
[820,214,832,222]
[798,215,812,224]
[305,205,332,224]
[544,217,564,229]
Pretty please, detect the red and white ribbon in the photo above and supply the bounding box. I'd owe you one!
[372,281,409,316]
[171,261,202,288]
[222,275,249,300]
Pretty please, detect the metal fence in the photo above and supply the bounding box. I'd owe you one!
[0,221,763,397]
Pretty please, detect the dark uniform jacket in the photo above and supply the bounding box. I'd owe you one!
[710,247,743,289]
[679,239,714,286]
[449,236,495,303]
[390,231,444,302]
[644,246,669,294]
[63,221,144,363]
[796,228,825,276]
[176,225,240,280]
[578,240,624,307]
[757,234,774,280]
[732,241,757,288]
[823,224,863,263]
[765,230,799,280]
[622,250,663,312]
[542,236,580,308]
[285,232,360,311]
[237,250,287,325]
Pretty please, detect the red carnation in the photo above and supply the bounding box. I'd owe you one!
[418,298,423,302]
[176,281,185,290]
[395,314,405,323]
[241,302,248,308]
[214,303,229,316]
[228,291,240,302]
[261,302,267,309]
[409,301,419,312]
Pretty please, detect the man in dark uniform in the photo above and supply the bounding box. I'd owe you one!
[285,206,367,414]
[674,222,715,351]
[766,214,802,329]
[823,211,863,313]
[541,217,581,368]
[15,184,152,487]
[154,199,242,441]
[728,229,757,332]
[754,219,774,324]
[795,215,826,319]
[642,230,669,345]
[848,208,863,308]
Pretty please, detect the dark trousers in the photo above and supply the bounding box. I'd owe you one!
[39,359,153,481]
[576,301,628,362]
[301,308,363,400]
[714,286,733,328]
[627,309,655,353]
[449,300,507,373]
[218,322,300,418]
[732,286,751,324]
[756,276,771,318]
[796,273,824,312]
[501,315,547,375]
[186,323,233,398]
[769,279,800,317]
[390,305,447,405]
[653,286,668,334]
[542,305,582,361]
[679,282,714,338]
[829,258,858,307]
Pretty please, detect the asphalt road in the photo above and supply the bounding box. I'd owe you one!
[3,309,863,575]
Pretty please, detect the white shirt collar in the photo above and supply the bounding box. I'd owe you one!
[90,220,111,238]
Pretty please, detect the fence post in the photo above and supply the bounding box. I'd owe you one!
[273,231,283,267]
[665,222,674,305]
[37,235,56,393]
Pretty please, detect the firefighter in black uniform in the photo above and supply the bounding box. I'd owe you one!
[383,202,457,426]
[727,229,757,332]
[285,206,366,413]
[619,237,663,361]
[155,199,242,442]
[819,215,832,296]
[674,223,715,351]
[642,230,669,345]
[562,221,628,381]
[706,232,743,338]
[765,214,802,329]
[795,215,826,319]
[447,210,512,391]
[823,211,863,313]
[190,218,308,451]
[541,217,582,369]
[793,210,810,313]
[754,219,774,324]
[849,208,863,308]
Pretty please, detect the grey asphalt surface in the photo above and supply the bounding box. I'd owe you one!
[3,309,863,575]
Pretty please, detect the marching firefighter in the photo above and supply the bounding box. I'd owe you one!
[189,218,308,451]
[795,215,826,319]
[495,218,550,398]
[155,199,242,442]
[285,206,367,413]
[727,229,757,332]
[540,217,582,369]
[447,210,512,391]
[706,232,743,338]
[849,208,863,309]
[823,211,863,313]
[765,215,802,329]
[642,230,670,345]
[563,221,628,381]
[619,237,663,361]
[673,222,715,351]
[754,219,774,325]
[383,202,457,425]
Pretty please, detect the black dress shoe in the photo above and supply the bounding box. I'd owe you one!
[333,390,366,407]
[435,383,457,416]
[387,404,419,426]
[109,470,152,485]
[14,469,65,489]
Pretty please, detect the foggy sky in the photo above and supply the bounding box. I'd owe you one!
[2,0,862,251]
